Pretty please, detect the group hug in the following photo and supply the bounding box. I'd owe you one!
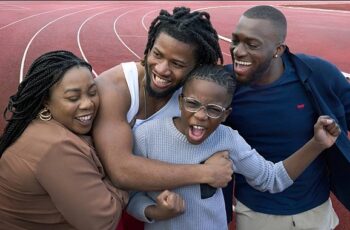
[0,5,349,230]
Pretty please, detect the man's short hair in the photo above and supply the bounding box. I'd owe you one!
[243,5,287,42]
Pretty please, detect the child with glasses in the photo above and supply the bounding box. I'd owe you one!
[127,64,340,230]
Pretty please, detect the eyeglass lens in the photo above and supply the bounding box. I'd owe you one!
[182,96,224,118]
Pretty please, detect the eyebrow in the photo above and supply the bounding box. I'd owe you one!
[64,89,80,95]
[63,83,96,94]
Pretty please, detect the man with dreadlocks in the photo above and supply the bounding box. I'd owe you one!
[0,50,128,229]
[92,6,233,228]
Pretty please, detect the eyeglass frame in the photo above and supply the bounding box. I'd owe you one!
[179,94,230,119]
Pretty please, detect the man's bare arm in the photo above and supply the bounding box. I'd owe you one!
[93,65,233,191]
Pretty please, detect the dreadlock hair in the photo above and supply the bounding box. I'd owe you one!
[243,5,287,42]
[183,65,236,106]
[143,6,223,66]
[0,50,92,157]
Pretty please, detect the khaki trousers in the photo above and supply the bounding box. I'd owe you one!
[235,198,339,230]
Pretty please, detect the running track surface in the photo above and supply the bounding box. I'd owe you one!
[0,1,349,229]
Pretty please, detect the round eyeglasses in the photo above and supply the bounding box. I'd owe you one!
[180,94,228,119]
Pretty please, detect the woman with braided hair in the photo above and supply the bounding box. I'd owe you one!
[93,6,232,229]
[0,50,128,229]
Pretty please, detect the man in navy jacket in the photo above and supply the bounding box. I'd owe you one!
[224,5,350,230]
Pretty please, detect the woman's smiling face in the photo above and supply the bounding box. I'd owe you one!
[46,66,99,135]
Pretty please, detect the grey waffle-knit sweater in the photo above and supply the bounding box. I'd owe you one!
[127,117,293,230]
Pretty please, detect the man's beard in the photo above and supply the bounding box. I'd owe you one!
[236,59,273,86]
[144,60,183,99]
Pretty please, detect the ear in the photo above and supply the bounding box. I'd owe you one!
[42,97,50,110]
[221,107,232,123]
[274,43,286,58]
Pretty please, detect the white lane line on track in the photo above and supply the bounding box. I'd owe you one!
[0,8,27,11]
[280,5,350,15]
[141,8,161,31]
[114,8,150,59]
[0,3,29,10]
[77,7,127,77]
[0,6,78,30]
[19,5,108,82]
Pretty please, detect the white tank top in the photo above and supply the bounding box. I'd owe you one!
[121,62,181,130]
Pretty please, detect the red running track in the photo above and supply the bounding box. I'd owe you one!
[0,1,349,229]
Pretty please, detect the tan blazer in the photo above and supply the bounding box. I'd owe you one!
[0,119,127,230]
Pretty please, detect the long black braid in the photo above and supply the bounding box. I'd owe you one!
[144,6,223,65]
[0,50,92,156]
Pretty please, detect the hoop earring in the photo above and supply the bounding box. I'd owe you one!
[38,107,52,121]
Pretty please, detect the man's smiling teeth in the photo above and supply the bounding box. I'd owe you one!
[77,115,92,122]
[154,75,170,84]
[235,60,252,66]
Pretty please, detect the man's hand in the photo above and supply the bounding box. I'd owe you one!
[145,190,185,221]
[204,151,233,188]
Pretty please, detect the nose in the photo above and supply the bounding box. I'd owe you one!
[79,96,94,110]
[154,60,171,75]
[193,106,209,120]
[233,42,247,58]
